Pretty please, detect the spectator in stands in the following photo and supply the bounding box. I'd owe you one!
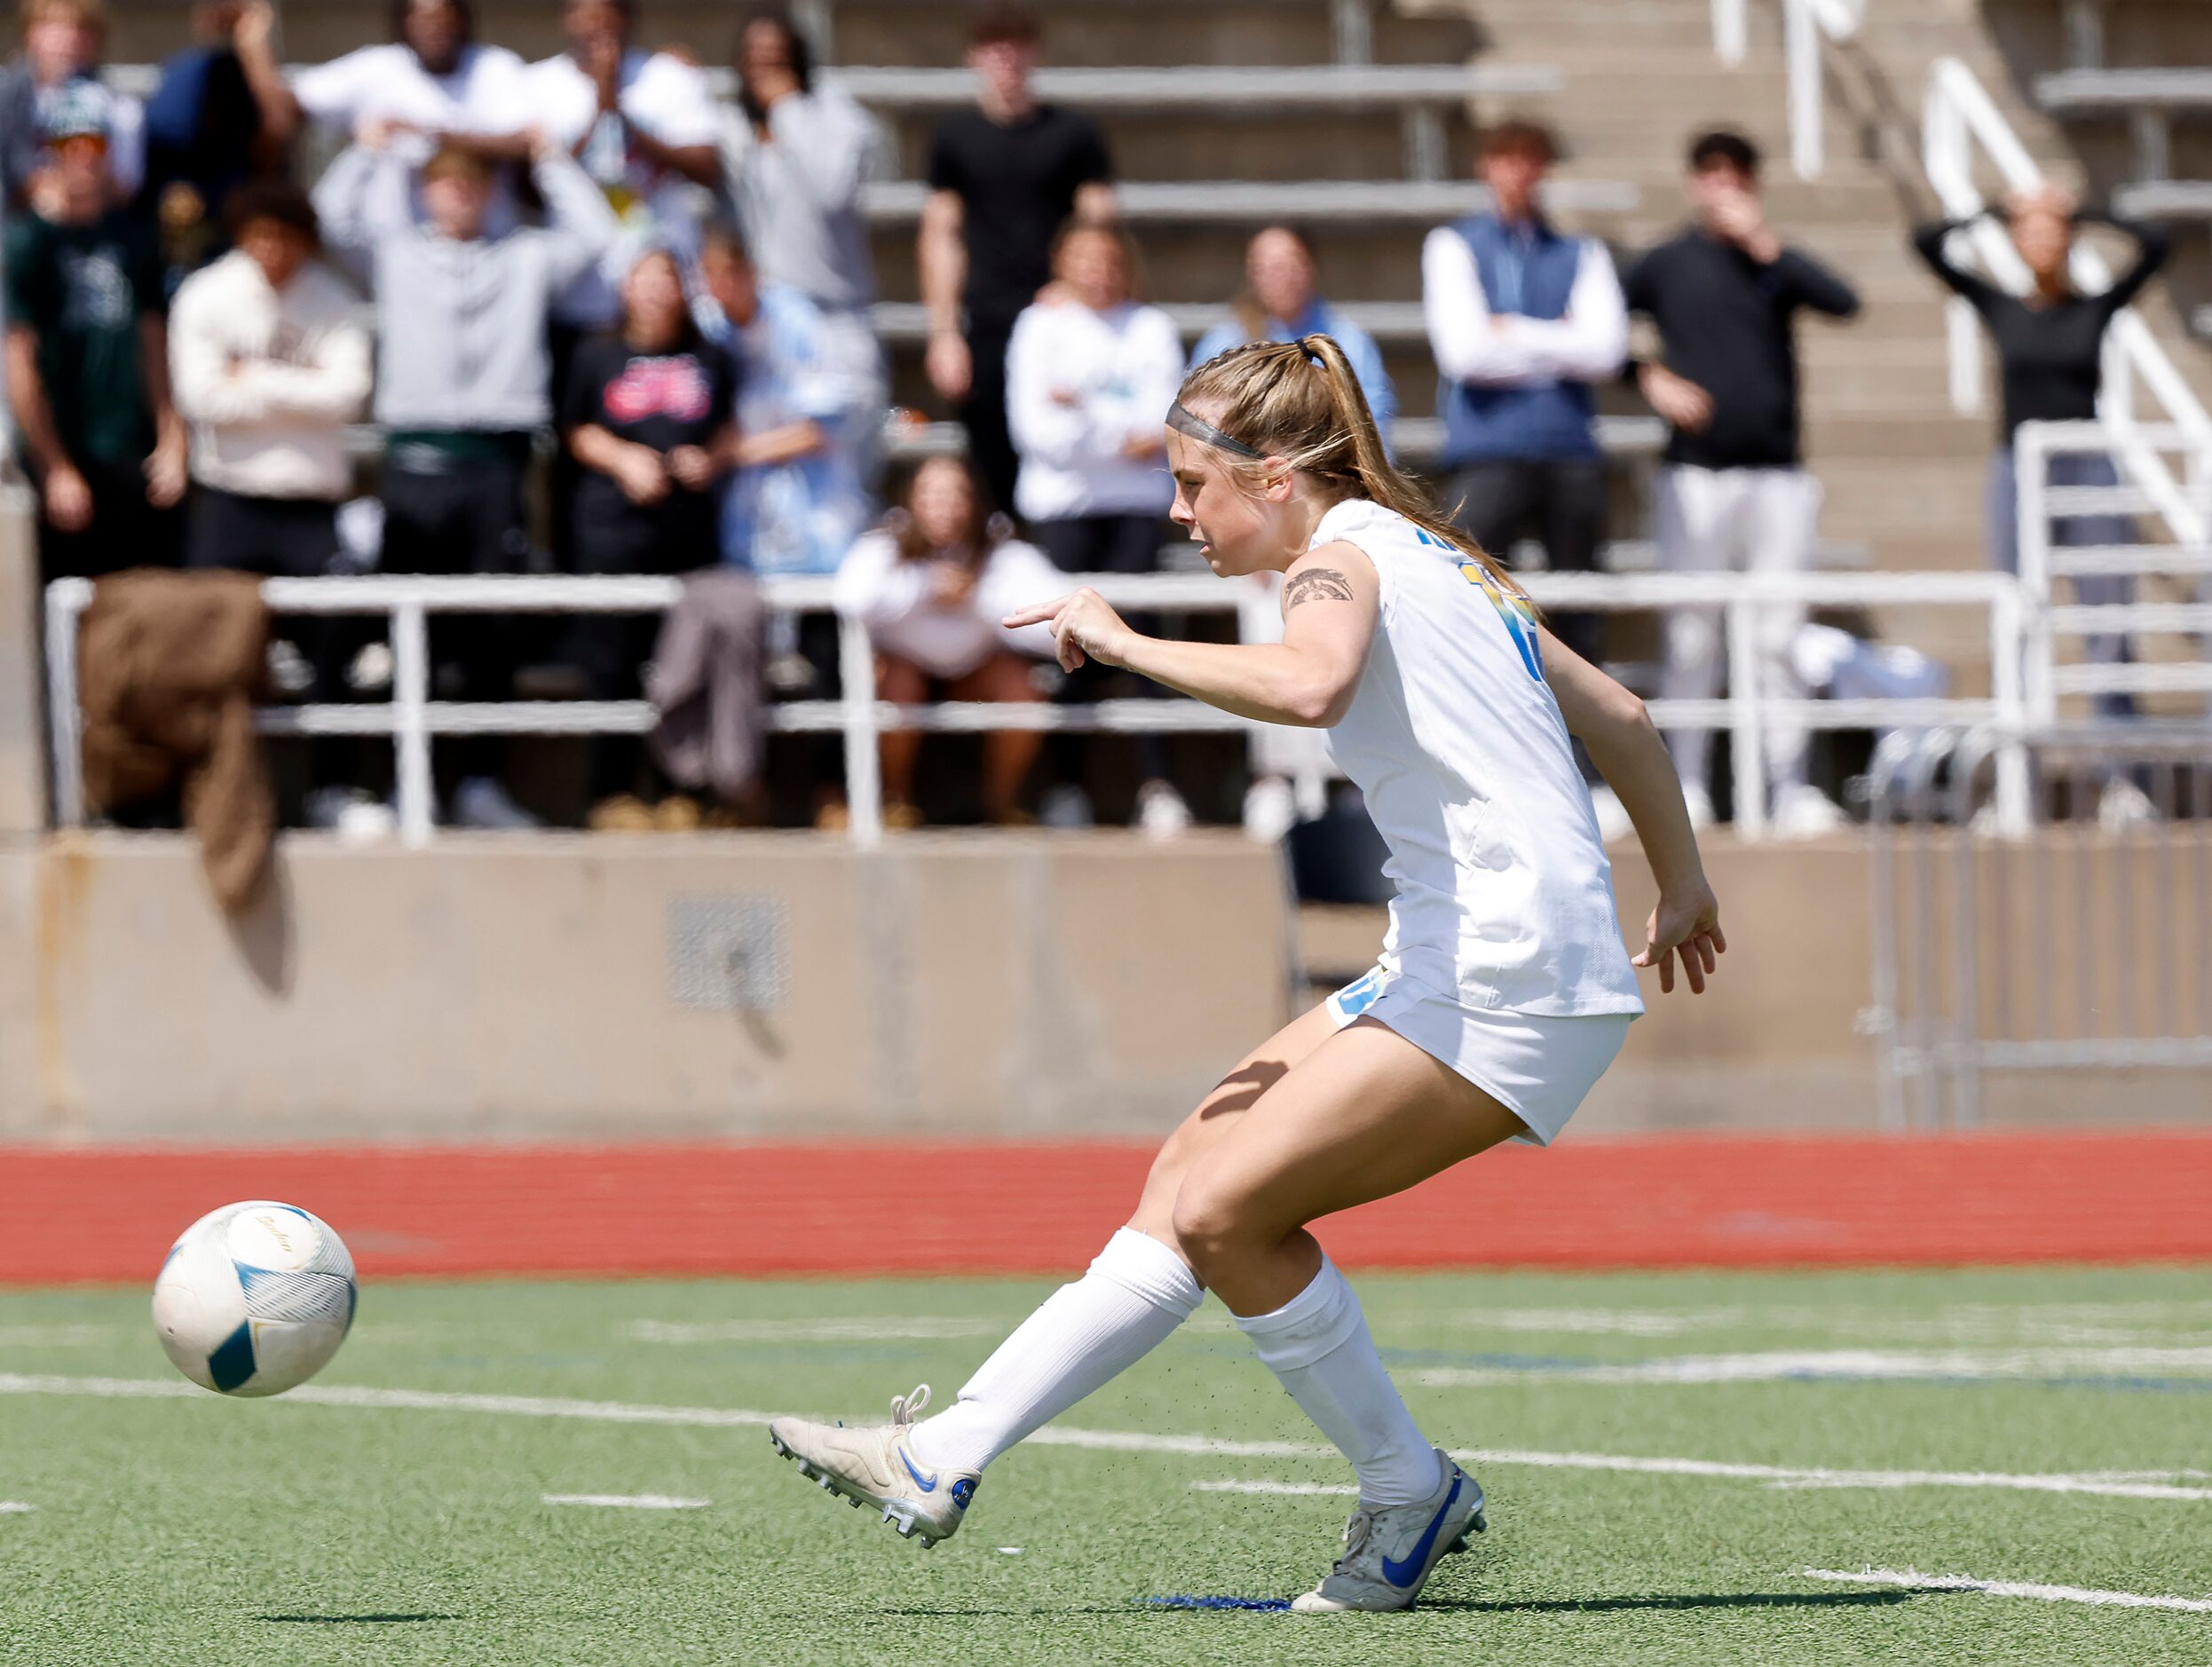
[315,129,619,830]
[723,6,887,452]
[1912,182,2169,724]
[142,3,299,288]
[1624,128,1859,837]
[834,454,1060,828]
[699,224,875,827]
[701,225,873,582]
[4,83,185,579]
[169,180,368,578]
[1006,217,1187,834]
[169,179,371,826]
[921,4,1116,518]
[0,0,143,209]
[527,0,721,341]
[1191,225,1394,434]
[1425,120,1623,699]
[565,247,738,830]
[1007,219,1180,567]
[292,0,530,239]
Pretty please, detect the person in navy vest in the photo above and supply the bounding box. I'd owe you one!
[1422,120,1625,686]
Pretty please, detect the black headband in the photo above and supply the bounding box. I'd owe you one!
[1166,399,1264,459]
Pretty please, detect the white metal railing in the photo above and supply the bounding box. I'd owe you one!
[2012,419,2212,725]
[44,568,2030,848]
[1712,0,1866,178]
[1924,57,2212,549]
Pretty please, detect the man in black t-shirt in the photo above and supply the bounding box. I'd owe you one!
[4,83,186,580]
[920,4,1115,517]
[1622,129,1859,838]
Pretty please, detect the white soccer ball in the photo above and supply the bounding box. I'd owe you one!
[152,1201,357,1397]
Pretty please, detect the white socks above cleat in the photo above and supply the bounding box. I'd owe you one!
[908,1228,1203,1474]
[1234,1255,1439,1509]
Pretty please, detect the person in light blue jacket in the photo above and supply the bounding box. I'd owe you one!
[1189,225,1394,441]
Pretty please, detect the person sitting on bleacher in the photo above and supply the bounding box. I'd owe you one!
[291,0,531,240]
[314,126,618,831]
[1911,182,2169,738]
[833,454,1061,830]
[1005,216,1189,835]
[1190,225,1394,437]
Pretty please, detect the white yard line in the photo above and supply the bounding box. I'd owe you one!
[626,1317,1004,1344]
[1195,1480,1357,1497]
[0,1502,33,1513]
[541,1493,708,1510]
[1416,1346,2212,1387]
[4,1372,2207,1505]
[1802,1567,2212,1614]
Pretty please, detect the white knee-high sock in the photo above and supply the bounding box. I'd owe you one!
[1234,1255,1439,1508]
[907,1228,1203,1473]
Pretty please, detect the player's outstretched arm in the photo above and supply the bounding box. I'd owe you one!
[1002,541,1379,729]
[1541,627,1726,995]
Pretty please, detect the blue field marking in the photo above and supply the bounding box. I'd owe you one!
[1142,1596,1293,1612]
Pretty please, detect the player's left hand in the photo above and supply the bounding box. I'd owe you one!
[1634,882,1726,995]
[1003,588,1137,673]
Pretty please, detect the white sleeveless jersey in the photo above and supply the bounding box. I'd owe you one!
[1315,499,1644,1017]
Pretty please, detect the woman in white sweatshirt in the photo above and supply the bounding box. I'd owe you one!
[167,178,373,579]
[1004,220,1193,834]
[1004,220,1181,571]
[833,454,1062,827]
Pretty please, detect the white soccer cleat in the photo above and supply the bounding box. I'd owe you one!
[1290,1450,1486,1613]
[767,1384,979,1548]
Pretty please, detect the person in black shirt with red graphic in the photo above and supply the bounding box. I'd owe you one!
[920,4,1115,517]
[563,246,737,823]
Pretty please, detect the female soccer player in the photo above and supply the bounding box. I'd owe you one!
[770,336,1725,1613]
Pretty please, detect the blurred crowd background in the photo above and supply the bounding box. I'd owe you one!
[1,0,2184,842]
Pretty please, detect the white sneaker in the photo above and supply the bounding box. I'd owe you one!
[1588,783,1635,845]
[1291,1449,1486,1613]
[450,777,540,831]
[1243,775,1298,843]
[1679,783,1716,832]
[2097,778,2158,832]
[1770,783,1849,840]
[768,1384,979,1548]
[1039,784,1094,829]
[1135,779,1193,840]
[306,787,397,844]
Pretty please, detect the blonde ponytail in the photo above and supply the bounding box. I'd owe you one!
[1179,335,1521,596]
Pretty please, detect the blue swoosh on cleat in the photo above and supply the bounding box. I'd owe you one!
[1380,1472,1463,1588]
[898,1448,938,1494]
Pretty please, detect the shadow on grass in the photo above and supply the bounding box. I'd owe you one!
[257,1614,461,1625]
[1427,1591,1929,1616]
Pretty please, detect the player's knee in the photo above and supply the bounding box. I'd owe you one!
[1168,1178,1249,1281]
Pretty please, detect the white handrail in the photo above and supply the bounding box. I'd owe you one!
[1712,0,1866,178]
[43,568,2030,848]
[1923,56,2212,549]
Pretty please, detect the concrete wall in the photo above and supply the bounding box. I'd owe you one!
[1,833,1297,1142]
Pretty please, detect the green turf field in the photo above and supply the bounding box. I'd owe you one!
[3,1266,2209,1665]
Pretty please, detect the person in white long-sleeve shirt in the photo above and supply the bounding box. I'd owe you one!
[1004,217,1191,834]
[1424,120,1625,680]
[834,454,1061,827]
[169,178,370,574]
[1005,218,1181,566]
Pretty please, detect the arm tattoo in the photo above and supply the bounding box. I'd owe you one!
[1284,567,1355,610]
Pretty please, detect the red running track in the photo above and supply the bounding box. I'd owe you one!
[4,1131,2209,1284]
